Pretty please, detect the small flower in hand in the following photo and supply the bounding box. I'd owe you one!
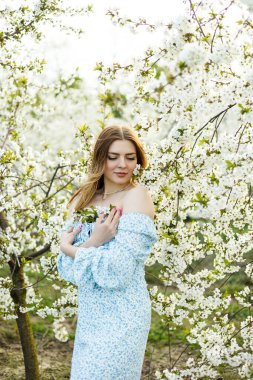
[73,204,117,224]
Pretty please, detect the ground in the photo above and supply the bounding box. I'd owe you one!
[0,315,240,380]
[0,311,189,380]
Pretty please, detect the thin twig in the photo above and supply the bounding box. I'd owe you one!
[235,122,249,153]
[11,264,55,291]
[210,21,220,53]
[189,0,206,38]
[190,103,236,155]
[171,343,191,370]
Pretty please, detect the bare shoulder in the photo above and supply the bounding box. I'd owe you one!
[122,184,155,220]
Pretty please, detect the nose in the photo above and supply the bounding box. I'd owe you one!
[118,156,127,167]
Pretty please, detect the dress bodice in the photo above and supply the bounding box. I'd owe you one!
[57,207,158,288]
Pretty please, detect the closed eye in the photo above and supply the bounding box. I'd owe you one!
[108,157,135,160]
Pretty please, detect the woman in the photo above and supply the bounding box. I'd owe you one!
[57,125,158,380]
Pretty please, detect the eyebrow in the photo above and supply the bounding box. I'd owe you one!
[108,152,136,155]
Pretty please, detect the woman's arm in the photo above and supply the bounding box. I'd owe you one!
[60,207,122,258]
[60,234,101,258]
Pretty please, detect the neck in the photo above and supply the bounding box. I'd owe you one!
[102,182,131,200]
[103,180,131,194]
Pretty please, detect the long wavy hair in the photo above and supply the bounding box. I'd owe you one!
[68,125,148,212]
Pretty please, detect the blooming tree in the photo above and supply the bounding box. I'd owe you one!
[0,1,93,378]
[94,0,253,378]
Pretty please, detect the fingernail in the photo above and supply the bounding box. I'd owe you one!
[78,224,83,230]
[118,209,122,216]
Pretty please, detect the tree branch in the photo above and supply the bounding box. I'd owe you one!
[25,243,51,261]
[45,165,60,198]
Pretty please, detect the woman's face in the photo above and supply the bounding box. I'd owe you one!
[103,139,138,185]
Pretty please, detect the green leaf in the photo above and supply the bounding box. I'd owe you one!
[42,212,48,220]
[178,61,187,70]
[225,160,237,171]
[238,103,251,114]
[185,105,192,112]
[190,192,208,206]
[1,151,16,164]
[198,137,209,146]
[210,172,219,185]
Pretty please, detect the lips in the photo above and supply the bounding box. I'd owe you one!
[115,172,127,174]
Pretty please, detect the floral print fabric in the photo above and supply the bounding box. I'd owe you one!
[57,208,158,380]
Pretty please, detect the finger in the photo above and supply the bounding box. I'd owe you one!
[111,215,120,227]
[96,211,105,223]
[67,227,74,232]
[105,208,117,224]
[73,225,83,235]
[113,221,119,230]
[111,208,122,223]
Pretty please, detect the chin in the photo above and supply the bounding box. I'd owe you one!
[115,178,128,183]
[113,177,130,184]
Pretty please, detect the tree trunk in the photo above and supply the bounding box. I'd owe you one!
[9,260,40,380]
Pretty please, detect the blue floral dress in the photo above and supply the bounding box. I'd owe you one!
[57,205,158,380]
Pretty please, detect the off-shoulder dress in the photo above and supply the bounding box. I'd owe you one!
[57,205,158,380]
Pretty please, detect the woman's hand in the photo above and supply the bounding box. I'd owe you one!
[60,225,82,252]
[88,207,122,246]
[59,207,122,257]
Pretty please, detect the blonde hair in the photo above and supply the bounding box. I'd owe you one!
[68,125,148,212]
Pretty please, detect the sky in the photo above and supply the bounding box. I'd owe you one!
[36,0,184,88]
[19,0,185,151]
[23,0,253,88]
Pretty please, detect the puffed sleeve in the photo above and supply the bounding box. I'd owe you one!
[56,195,83,285]
[56,218,78,285]
[73,213,158,289]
